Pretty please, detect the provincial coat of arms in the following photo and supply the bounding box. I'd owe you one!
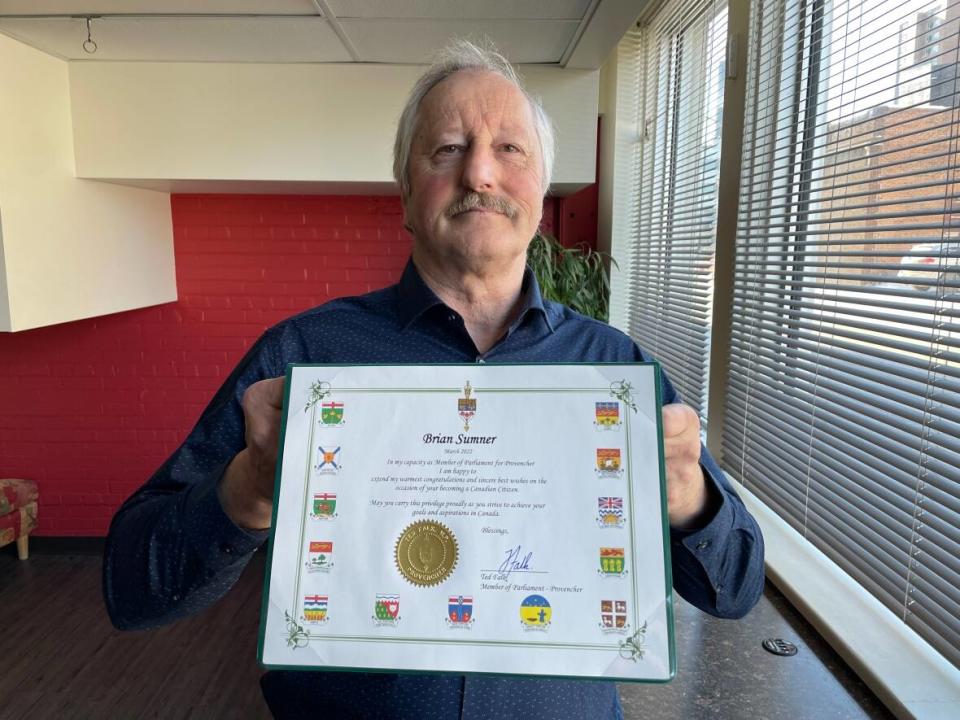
[600,599,629,633]
[373,594,401,626]
[519,594,552,630]
[458,381,477,431]
[597,497,625,528]
[320,401,344,426]
[446,595,475,628]
[594,402,622,430]
[311,492,337,519]
[595,448,623,477]
[303,594,329,624]
[315,446,341,474]
[599,547,627,576]
[305,541,334,572]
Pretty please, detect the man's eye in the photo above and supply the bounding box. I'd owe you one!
[502,144,522,153]
[437,145,462,154]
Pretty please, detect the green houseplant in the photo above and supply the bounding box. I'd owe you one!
[526,231,615,322]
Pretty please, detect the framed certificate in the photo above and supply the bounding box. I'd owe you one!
[258,364,676,682]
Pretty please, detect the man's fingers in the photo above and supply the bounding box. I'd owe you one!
[263,376,286,408]
[244,376,286,414]
[661,403,709,527]
[242,377,286,454]
[662,404,701,467]
[662,403,699,440]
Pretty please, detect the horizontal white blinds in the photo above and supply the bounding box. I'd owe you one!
[724,0,960,667]
[623,0,728,421]
[607,26,644,334]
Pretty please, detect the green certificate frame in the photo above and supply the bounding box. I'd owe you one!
[258,363,675,682]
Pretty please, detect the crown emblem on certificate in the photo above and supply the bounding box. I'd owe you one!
[458,381,477,431]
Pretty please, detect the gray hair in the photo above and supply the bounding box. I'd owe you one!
[392,39,556,199]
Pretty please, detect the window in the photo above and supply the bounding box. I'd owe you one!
[724,0,960,668]
[609,0,728,424]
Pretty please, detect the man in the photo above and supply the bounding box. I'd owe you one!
[104,40,764,719]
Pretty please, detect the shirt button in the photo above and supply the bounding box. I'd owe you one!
[448,313,458,322]
[221,544,233,555]
[476,357,485,364]
[172,594,181,602]
[696,540,711,551]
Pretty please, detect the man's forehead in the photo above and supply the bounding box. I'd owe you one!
[417,70,536,135]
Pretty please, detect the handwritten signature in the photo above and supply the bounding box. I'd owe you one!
[498,545,534,577]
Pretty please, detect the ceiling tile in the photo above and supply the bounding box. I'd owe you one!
[0,16,351,62]
[326,0,591,20]
[0,1,318,14]
[341,18,579,64]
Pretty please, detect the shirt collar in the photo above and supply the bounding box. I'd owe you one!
[396,258,555,333]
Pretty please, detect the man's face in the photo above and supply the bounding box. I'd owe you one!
[404,70,545,274]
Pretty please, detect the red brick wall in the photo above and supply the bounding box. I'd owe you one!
[0,193,565,536]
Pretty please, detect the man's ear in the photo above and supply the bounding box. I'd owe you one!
[401,199,414,235]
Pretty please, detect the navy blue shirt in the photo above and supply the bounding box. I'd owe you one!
[104,260,764,719]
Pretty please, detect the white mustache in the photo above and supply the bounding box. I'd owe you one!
[446,192,518,219]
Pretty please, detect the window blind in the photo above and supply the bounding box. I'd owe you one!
[724,0,960,667]
[612,0,728,422]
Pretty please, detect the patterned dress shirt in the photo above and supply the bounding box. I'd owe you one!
[104,260,765,720]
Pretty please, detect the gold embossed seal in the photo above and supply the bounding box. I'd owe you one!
[394,520,458,587]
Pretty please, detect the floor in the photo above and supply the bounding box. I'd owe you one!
[0,541,894,719]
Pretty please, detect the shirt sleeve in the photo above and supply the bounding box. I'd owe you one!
[651,353,766,619]
[102,331,281,631]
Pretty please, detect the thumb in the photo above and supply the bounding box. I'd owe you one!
[263,376,286,408]
[661,403,699,438]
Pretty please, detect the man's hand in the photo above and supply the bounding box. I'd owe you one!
[663,403,713,529]
[217,377,286,530]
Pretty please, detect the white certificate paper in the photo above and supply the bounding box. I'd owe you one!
[258,364,676,682]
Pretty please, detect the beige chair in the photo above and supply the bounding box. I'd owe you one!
[0,479,38,559]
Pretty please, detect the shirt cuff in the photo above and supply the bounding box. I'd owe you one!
[670,463,735,587]
[182,467,270,573]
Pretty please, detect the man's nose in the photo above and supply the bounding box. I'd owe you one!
[460,144,497,192]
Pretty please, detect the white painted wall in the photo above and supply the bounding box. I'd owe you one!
[1,37,602,330]
[0,34,175,332]
[601,34,643,336]
[597,48,619,257]
[68,62,600,193]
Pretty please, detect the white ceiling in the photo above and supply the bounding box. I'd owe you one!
[0,0,645,67]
